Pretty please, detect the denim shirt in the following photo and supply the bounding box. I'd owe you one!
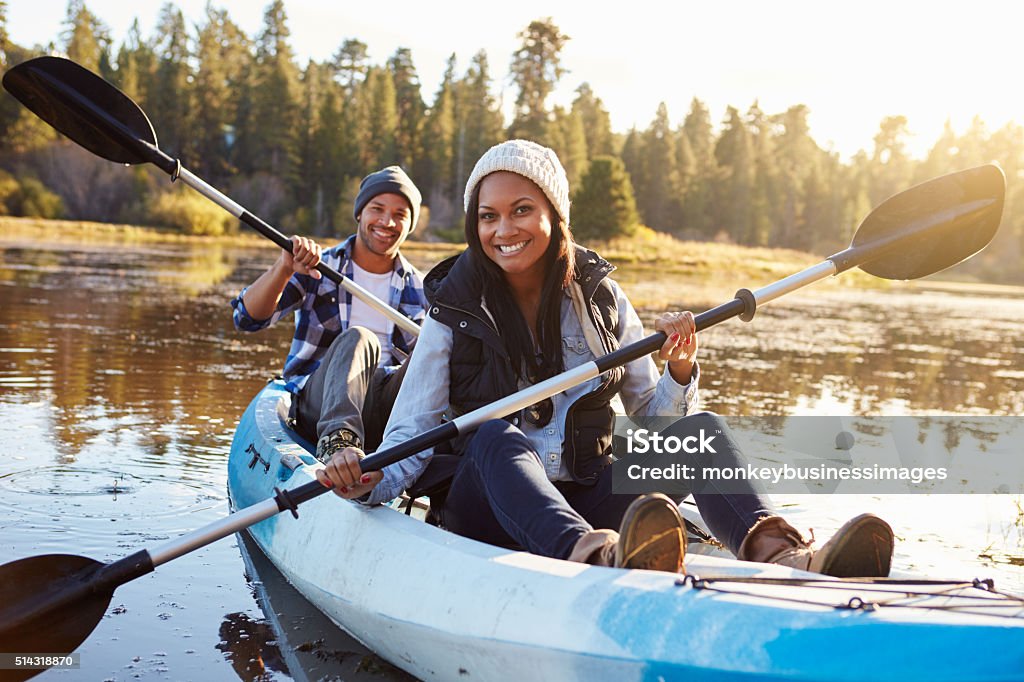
[363,277,700,506]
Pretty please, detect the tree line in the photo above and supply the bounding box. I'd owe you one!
[0,1,1020,282]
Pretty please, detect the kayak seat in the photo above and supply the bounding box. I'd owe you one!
[403,454,460,526]
[402,455,526,551]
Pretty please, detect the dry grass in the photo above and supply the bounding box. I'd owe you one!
[0,217,882,309]
[587,226,882,309]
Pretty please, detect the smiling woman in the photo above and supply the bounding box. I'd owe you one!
[317,139,901,581]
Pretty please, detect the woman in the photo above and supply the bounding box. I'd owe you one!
[317,140,894,576]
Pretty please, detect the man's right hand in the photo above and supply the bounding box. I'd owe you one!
[280,235,322,280]
[315,447,384,500]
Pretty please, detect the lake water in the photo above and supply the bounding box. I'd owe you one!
[1,239,1022,681]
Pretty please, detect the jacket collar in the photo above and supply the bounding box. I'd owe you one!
[425,244,615,312]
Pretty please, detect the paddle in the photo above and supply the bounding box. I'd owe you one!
[0,159,1004,674]
[1,56,419,336]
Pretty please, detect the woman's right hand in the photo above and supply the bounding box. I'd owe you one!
[279,235,322,280]
[315,447,383,500]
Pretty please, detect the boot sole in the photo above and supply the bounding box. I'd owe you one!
[617,494,686,573]
[814,513,894,578]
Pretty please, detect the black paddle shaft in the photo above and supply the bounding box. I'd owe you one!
[278,299,750,510]
[1,57,350,290]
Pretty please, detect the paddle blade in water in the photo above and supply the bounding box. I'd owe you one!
[853,164,1005,280]
[2,56,157,166]
[0,554,113,681]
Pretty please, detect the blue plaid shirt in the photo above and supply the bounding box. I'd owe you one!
[231,235,427,392]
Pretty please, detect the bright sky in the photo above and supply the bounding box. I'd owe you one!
[10,0,1024,160]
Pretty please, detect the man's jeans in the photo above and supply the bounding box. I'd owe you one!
[295,326,407,452]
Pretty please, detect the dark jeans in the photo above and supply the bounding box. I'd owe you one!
[295,326,407,452]
[439,419,774,558]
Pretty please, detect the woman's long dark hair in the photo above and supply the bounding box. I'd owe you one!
[465,180,576,382]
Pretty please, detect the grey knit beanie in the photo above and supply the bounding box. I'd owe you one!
[463,140,570,225]
[354,165,422,232]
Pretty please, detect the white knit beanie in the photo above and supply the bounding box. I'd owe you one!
[463,140,570,226]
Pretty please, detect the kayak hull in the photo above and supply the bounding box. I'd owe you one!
[229,381,1024,681]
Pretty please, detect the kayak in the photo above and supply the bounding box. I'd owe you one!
[228,380,1024,681]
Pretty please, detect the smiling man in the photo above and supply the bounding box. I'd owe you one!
[231,166,428,462]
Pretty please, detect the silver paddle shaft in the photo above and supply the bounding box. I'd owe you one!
[147,497,281,567]
[176,167,420,337]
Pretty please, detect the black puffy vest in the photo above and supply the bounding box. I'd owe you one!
[424,246,625,484]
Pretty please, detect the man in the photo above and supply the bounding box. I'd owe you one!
[231,166,427,462]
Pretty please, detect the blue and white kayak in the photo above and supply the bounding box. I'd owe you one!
[228,381,1024,682]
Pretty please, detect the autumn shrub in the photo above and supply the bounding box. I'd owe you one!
[149,188,233,235]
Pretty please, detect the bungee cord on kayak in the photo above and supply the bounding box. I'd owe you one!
[675,573,1024,616]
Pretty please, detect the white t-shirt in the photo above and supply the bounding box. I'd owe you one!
[349,262,395,366]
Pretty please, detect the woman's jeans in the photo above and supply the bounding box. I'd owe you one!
[439,418,774,559]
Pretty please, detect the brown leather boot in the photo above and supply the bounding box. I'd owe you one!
[568,494,686,573]
[737,513,894,578]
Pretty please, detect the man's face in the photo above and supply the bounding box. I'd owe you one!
[356,193,413,259]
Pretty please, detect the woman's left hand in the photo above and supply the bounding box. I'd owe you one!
[654,311,698,384]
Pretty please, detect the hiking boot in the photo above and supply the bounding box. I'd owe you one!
[315,428,362,464]
[737,513,894,578]
[568,494,686,573]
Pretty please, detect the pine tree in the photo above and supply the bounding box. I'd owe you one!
[620,128,646,219]
[572,155,639,240]
[148,4,192,159]
[454,50,503,195]
[571,83,614,158]
[714,106,755,242]
[193,5,251,183]
[232,0,301,220]
[292,60,327,232]
[250,1,300,174]
[682,97,715,173]
[551,106,588,189]
[868,114,912,205]
[745,101,778,246]
[679,98,717,236]
[508,18,568,142]
[422,55,458,227]
[113,19,151,104]
[772,104,820,245]
[333,38,368,97]
[638,102,682,232]
[62,0,109,72]
[311,73,346,234]
[674,130,696,205]
[916,119,959,182]
[387,47,426,168]
[362,66,398,169]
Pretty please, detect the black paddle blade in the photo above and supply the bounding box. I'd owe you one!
[0,554,112,681]
[852,164,1004,280]
[2,56,157,166]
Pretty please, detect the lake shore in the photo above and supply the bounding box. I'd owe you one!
[0,216,888,309]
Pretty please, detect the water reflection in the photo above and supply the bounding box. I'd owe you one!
[650,287,1024,416]
[216,612,289,681]
[233,532,414,682]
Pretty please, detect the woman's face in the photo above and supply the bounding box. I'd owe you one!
[476,171,553,282]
